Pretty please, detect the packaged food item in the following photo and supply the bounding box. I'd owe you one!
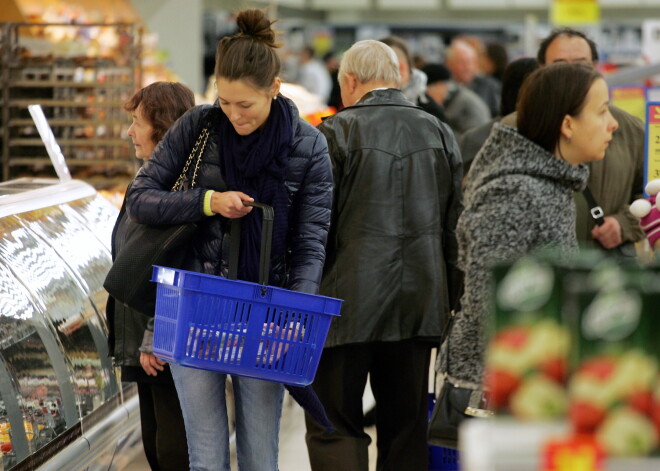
[644,265,660,457]
[485,254,570,420]
[563,263,659,458]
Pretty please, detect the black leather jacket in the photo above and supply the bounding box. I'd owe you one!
[319,89,463,347]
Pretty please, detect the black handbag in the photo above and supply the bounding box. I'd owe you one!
[103,127,210,316]
[428,312,492,449]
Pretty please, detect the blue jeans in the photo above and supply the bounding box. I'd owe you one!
[170,364,284,471]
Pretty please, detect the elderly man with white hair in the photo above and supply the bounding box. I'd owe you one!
[304,39,464,471]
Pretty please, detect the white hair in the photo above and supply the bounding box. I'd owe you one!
[338,40,401,87]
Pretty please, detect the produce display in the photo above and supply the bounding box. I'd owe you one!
[486,256,569,420]
[486,254,660,459]
[564,264,658,457]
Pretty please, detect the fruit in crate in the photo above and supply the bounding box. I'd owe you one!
[568,350,658,456]
[508,373,567,420]
[653,382,660,437]
[485,319,569,415]
[596,406,658,457]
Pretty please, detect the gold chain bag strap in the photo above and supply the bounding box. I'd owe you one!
[104,126,210,316]
[172,127,209,191]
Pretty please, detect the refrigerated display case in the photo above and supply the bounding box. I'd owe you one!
[0,177,141,470]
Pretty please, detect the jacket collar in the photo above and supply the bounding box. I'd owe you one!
[341,88,419,111]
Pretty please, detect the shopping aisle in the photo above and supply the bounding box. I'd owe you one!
[124,394,377,470]
[278,396,377,471]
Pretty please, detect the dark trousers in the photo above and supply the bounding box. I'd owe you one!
[304,340,432,471]
[137,382,190,471]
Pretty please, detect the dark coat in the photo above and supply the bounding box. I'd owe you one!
[318,88,464,347]
[126,97,333,295]
[108,205,172,383]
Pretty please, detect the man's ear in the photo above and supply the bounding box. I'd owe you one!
[344,73,358,94]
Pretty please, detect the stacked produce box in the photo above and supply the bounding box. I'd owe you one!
[485,251,659,463]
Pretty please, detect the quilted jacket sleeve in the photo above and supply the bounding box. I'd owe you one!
[286,121,333,295]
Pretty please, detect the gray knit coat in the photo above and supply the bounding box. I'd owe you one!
[443,124,589,385]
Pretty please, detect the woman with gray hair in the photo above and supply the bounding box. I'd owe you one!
[305,39,463,471]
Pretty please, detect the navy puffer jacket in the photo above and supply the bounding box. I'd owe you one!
[126,97,333,294]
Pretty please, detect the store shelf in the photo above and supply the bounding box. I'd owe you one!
[8,118,127,126]
[0,22,141,184]
[8,99,128,107]
[9,138,129,146]
[7,157,135,166]
[9,81,130,88]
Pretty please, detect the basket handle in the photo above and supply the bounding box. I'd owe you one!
[228,201,274,286]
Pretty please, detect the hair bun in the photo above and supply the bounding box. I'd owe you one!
[236,9,278,48]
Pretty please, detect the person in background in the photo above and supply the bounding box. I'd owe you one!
[459,57,539,176]
[501,27,645,254]
[380,35,448,124]
[298,45,333,104]
[109,81,195,471]
[446,38,501,118]
[412,53,427,71]
[305,39,463,471]
[126,9,333,471]
[483,41,509,83]
[323,50,343,110]
[423,62,491,140]
[439,63,618,424]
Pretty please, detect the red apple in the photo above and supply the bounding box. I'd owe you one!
[485,368,520,410]
[570,400,607,434]
[577,356,617,381]
[541,357,568,383]
[493,325,530,350]
[627,390,654,416]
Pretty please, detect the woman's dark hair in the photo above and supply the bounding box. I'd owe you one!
[517,63,601,153]
[215,9,281,90]
[485,42,509,82]
[124,81,195,143]
[500,57,539,116]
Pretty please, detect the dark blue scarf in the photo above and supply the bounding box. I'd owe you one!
[219,96,293,283]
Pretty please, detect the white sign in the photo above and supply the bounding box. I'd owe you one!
[642,20,660,85]
[377,0,438,8]
[311,0,369,9]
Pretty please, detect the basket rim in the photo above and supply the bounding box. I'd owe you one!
[152,265,343,309]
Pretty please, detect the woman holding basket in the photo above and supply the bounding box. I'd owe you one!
[125,8,333,471]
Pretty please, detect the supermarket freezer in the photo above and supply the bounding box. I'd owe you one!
[0,177,142,471]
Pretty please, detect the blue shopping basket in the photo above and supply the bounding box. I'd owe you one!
[428,393,460,471]
[152,202,342,386]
